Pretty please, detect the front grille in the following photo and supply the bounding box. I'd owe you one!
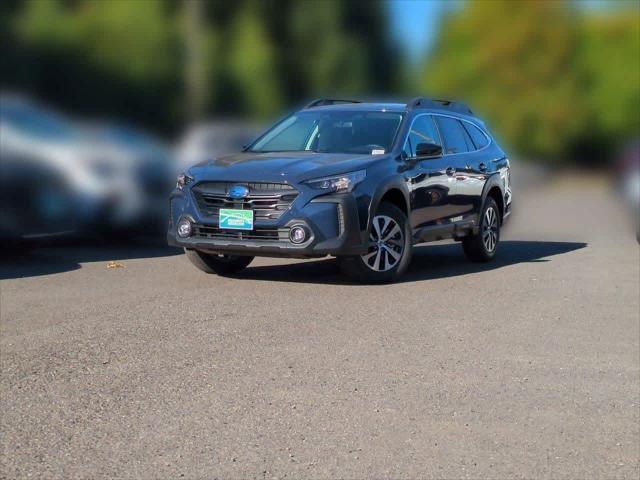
[193,224,287,242]
[191,182,298,220]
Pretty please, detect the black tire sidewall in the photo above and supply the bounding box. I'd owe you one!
[340,202,412,283]
[463,197,500,262]
[481,198,500,258]
[185,249,254,275]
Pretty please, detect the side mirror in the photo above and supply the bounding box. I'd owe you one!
[416,142,443,158]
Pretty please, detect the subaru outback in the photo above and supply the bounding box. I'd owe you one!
[168,98,512,283]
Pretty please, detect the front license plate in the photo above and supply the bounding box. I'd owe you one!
[219,208,253,230]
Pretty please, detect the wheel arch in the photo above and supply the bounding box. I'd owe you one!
[367,182,410,232]
[481,175,505,223]
[379,188,409,216]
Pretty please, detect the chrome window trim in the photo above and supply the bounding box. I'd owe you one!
[402,112,493,158]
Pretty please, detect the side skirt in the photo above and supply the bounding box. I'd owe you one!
[412,217,478,244]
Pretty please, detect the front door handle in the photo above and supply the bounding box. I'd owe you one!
[446,167,455,176]
[478,162,487,172]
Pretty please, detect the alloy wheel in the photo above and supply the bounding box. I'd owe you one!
[482,206,498,252]
[361,215,404,272]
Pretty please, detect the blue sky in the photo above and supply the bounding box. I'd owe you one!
[387,0,453,64]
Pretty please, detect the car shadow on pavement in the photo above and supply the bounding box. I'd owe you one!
[236,240,588,285]
[0,237,181,280]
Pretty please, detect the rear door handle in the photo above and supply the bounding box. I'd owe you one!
[446,167,455,176]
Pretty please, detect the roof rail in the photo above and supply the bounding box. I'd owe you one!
[407,97,473,115]
[305,98,362,109]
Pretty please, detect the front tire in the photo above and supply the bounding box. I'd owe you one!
[462,197,500,262]
[185,249,254,275]
[339,202,412,284]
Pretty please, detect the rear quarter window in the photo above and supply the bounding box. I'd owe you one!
[464,123,490,150]
[435,116,469,154]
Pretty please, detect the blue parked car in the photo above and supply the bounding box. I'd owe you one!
[169,98,512,283]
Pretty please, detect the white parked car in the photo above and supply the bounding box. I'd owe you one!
[0,95,173,240]
[175,121,261,171]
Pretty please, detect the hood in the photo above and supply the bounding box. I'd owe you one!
[187,151,390,184]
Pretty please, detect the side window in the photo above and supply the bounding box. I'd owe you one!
[403,115,441,157]
[464,123,489,150]
[435,116,470,155]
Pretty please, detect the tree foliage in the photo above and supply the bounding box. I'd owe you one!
[1,0,636,164]
[1,0,397,132]
[422,0,639,163]
[423,0,583,161]
[578,13,640,150]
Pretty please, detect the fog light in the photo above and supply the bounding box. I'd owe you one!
[289,225,307,244]
[177,218,192,238]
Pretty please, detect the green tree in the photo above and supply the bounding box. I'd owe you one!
[578,13,640,154]
[1,0,401,131]
[285,0,399,99]
[422,0,588,162]
[12,0,181,131]
[226,5,283,119]
[288,1,368,96]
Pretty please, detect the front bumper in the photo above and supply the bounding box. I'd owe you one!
[167,189,368,258]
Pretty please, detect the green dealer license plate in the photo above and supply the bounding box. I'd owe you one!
[219,208,253,230]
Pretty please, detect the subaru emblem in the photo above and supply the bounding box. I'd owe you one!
[228,184,249,199]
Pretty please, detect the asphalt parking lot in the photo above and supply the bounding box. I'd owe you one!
[1,176,639,479]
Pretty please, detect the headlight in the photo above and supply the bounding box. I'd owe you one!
[305,170,366,193]
[176,173,193,190]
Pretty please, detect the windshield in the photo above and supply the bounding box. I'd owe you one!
[249,111,403,154]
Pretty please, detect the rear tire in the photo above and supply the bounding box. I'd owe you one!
[338,202,412,284]
[185,249,254,275]
[462,197,500,262]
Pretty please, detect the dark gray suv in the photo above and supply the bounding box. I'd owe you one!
[168,98,512,283]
